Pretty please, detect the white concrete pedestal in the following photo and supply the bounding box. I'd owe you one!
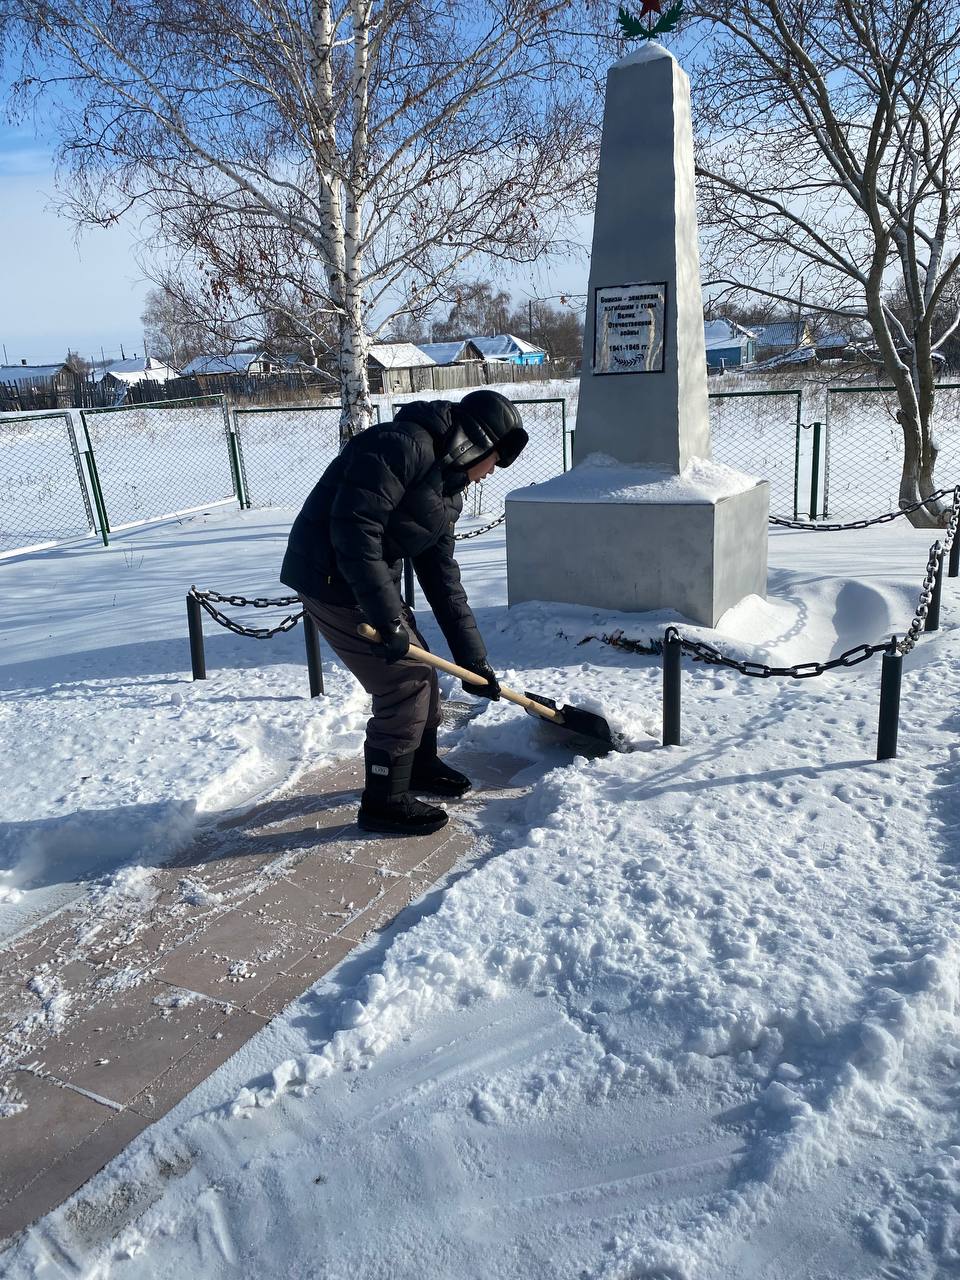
[504,45,770,626]
[506,468,769,627]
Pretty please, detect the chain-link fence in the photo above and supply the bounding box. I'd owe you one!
[824,384,960,519]
[707,389,803,518]
[0,411,96,556]
[80,396,242,533]
[9,381,960,561]
[233,403,379,509]
[463,396,567,518]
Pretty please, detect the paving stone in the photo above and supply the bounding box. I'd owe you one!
[150,877,341,1002]
[280,856,401,924]
[244,934,358,1018]
[338,878,421,943]
[167,839,284,886]
[0,746,490,1234]
[150,941,280,1006]
[225,821,360,869]
[409,829,474,883]
[0,910,87,976]
[0,1070,118,1207]
[30,982,230,1107]
[215,759,362,834]
[1,958,104,1048]
[0,1099,147,1241]
[128,1008,267,1120]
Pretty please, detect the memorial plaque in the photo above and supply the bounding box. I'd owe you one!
[593,282,667,375]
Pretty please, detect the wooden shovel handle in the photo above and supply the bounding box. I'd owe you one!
[356,623,565,724]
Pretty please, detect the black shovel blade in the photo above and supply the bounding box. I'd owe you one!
[523,691,617,754]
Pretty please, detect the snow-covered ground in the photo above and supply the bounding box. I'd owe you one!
[2,495,960,1278]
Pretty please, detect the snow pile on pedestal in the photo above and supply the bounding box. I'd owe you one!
[510,452,758,504]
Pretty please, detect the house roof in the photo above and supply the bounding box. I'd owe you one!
[815,332,850,349]
[97,357,178,383]
[703,319,757,345]
[367,342,436,369]
[754,321,812,348]
[705,338,751,353]
[468,334,546,359]
[0,363,69,386]
[752,346,817,370]
[180,352,267,376]
[415,341,482,365]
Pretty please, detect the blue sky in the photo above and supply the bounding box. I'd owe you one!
[0,93,591,367]
[0,110,153,365]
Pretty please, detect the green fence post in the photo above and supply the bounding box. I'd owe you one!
[80,417,111,546]
[227,424,248,509]
[793,422,801,521]
[560,397,568,472]
[809,422,822,519]
[223,400,248,509]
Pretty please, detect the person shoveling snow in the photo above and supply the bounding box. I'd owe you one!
[280,390,529,838]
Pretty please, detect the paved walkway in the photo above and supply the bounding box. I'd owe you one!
[0,742,530,1242]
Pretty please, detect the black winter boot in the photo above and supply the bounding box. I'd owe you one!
[357,745,449,836]
[410,727,472,798]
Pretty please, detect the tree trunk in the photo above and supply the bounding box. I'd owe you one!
[339,283,372,441]
[334,0,374,443]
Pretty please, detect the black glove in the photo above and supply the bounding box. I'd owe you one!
[376,618,410,664]
[460,657,501,700]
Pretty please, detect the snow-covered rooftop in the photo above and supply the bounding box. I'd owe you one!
[180,353,266,376]
[97,357,179,383]
[703,319,757,345]
[415,341,480,366]
[754,321,812,348]
[469,334,545,360]
[367,342,436,369]
[0,363,68,386]
[752,345,818,370]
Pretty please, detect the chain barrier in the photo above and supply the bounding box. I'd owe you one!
[896,541,942,655]
[581,503,957,674]
[943,487,960,553]
[769,487,957,531]
[454,512,507,541]
[666,630,890,679]
[188,585,303,639]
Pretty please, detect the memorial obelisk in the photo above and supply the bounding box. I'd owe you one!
[505,45,768,627]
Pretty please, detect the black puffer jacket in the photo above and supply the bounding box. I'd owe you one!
[280,401,486,664]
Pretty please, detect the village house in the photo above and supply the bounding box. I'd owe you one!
[0,360,75,409]
[366,342,436,394]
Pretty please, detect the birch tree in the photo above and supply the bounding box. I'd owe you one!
[686,0,960,523]
[5,1,611,437]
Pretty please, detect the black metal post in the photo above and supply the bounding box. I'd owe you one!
[925,547,945,632]
[403,557,416,608]
[949,534,959,579]
[876,640,903,761]
[662,629,682,746]
[303,613,324,698]
[186,593,206,680]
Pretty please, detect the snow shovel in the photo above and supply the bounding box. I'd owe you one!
[357,624,616,753]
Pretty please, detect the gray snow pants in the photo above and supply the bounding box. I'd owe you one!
[299,596,441,759]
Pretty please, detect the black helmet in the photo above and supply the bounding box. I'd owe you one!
[441,390,529,472]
